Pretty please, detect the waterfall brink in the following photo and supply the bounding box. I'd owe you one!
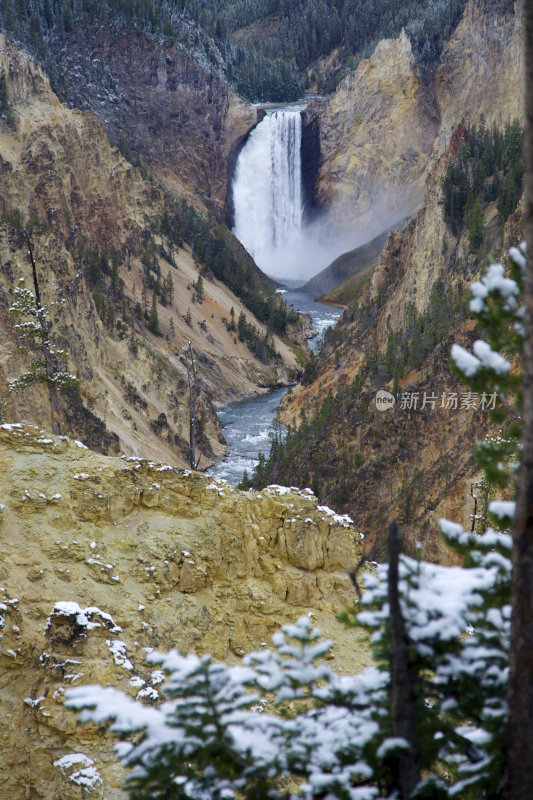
[232,108,304,278]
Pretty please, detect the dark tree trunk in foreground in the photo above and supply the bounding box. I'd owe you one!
[25,233,62,436]
[505,2,533,795]
[388,521,421,798]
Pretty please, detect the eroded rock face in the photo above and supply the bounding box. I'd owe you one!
[433,0,523,158]
[307,0,522,237]
[275,0,523,560]
[279,104,522,562]
[0,424,367,799]
[307,31,439,235]
[0,36,300,465]
[55,27,262,217]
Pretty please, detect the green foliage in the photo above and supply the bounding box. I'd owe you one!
[210,0,470,99]
[148,289,160,335]
[67,246,522,800]
[442,120,523,243]
[251,279,467,500]
[8,277,78,393]
[110,247,121,296]
[160,198,292,350]
[69,236,136,332]
[0,0,478,103]
[91,282,116,328]
[451,245,525,489]
[2,206,24,231]
[160,271,174,307]
[0,69,8,112]
[467,195,484,251]
[301,353,319,385]
[191,274,204,303]
[237,310,279,362]
[238,467,252,489]
[382,280,467,377]
[66,525,513,800]
[250,243,524,526]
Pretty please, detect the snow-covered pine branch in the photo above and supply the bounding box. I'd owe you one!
[66,542,510,800]
[451,246,524,489]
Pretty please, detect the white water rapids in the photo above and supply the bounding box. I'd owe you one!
[232,107,305,279]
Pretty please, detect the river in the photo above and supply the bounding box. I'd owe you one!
[281,281,342,355]
[207,286,341,485]
[207,105,343,486]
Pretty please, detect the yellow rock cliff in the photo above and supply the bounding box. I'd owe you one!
[307,0,523,238]
[0,424,368,799]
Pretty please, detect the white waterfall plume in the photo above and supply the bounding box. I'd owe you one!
[232,108,304,279]
[232,105,400,282]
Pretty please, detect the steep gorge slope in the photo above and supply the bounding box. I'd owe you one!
[53,24,262,217]
[267,0,523,561]
[304,0,522,240]
[0,35,302,466]
[304,31,439,236]
[272,134,521,562]
[0,423,367,799]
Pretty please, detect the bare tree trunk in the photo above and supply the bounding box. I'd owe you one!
[25,233,62,435]
[388,521,421,798]
[470,484,478,533]
[185,341,200,470]
[505,3,533,796]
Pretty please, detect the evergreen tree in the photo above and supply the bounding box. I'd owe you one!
[0,0,478,104]
[8,235,78,434]
[162,271,174,307]
[504,4,533,793]
[111,248,120,296]
[193,274,204,303]
[467,195,483,251]
[148,289,159,335]
[0,70,8,112]
[237,310,247,341]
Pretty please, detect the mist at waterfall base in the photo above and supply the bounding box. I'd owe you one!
[243,213,381,284]
[232,107,394,283]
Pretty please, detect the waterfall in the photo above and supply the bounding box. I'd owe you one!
[232,108,304,278]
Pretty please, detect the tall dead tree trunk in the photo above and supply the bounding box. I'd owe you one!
[184,341,200,470]
[388,521,421,798]
[505,2,533,796]
[25,233,62,435]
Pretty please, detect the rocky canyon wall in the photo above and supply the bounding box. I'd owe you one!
[278,129,520,561]
[305,31,439,236]
[305,0,522,239]
[0,35,300,466]
[0,424,366,799]
[53,26,262,218]
[277,0,523,561]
